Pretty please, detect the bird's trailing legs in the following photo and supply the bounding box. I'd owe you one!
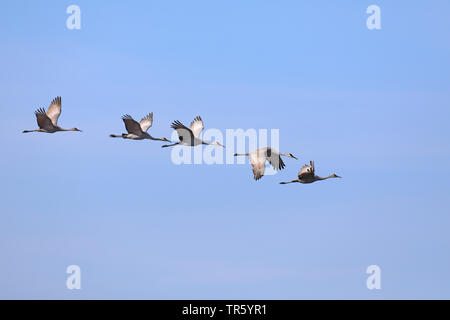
[280,180,300,184]
[23,129,44,133]
[233,153,249,157]
[110,134,126,138]
[162,142,180,148]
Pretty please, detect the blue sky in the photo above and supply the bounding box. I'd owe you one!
[1,0,450,299]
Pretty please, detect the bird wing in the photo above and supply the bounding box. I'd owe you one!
[46,96,62,126]
[35,108,55,130]
[190,116,204,138]
[265,148,286,171]
[298,161,315,179]
[139,112,153,132]
[122,114,143,135]
[249,151,266,181]
[171,120,194,145]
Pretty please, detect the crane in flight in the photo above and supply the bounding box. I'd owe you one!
[162,116,224,148]
[23,96,81,133]
[234,147,298,181]
[110,113,170,142]
[280,161,341,184]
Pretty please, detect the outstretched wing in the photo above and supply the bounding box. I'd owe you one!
[265,148,286,171]
[249,152,266,181]
[171,120,194,145]
[190,116,204,138]
[35,108,55,130]
[122,114,143,135]
[139,112,153,132]
[298,161,315,179]
[46,96,62,126]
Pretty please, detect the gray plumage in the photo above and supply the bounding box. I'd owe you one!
[234,147,298,181]
[23,96,81,133]
[162,116,224,148]
[110,112,170,142]
[280,161,341,184]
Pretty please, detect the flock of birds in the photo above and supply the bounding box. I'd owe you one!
[23,96,341,184]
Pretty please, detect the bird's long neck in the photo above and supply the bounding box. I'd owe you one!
[280,153,297,159]
[152,137,169,141]
[147,134,170,143]
[316,175,334,181]
[203,141,223,147]
[58,127,78,131]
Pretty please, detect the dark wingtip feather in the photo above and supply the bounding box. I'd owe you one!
[35,107,46,115]
[50,96,61,106]
[171,120,185,129]
[279,157,286,170]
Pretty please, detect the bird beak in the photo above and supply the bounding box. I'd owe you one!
[292,155,298,160]
[336,175,342,178]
